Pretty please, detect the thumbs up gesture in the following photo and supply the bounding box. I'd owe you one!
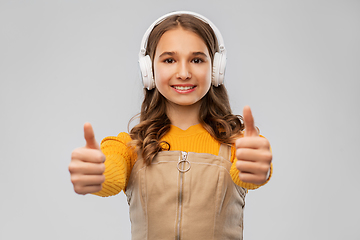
[235,106,272,185]
[68,123,106,195]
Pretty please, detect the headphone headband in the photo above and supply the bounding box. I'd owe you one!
[139,11,226,58]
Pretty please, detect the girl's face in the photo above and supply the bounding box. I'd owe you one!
[153,27,212,108]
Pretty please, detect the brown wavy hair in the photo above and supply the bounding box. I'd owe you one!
[129,14,244,165]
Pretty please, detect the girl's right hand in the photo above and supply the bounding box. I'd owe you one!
[68,123,106,195]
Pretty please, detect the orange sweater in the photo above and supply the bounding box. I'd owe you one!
[93,124,272,197]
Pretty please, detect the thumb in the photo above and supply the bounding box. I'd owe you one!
[84,122,100,149]
[243,106,258,137]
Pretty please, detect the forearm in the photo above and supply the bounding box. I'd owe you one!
[92,153,128,197]
[92,134,135,197]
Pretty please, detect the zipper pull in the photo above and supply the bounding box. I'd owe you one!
[177,151,191,173]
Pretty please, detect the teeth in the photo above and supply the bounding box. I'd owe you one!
[173,86,194,90]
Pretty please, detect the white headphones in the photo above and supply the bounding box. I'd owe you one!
[139,11,227,90]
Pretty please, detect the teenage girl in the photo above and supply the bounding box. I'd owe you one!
[69,11,273,240]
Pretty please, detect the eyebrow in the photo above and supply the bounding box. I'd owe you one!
[158,51,209,58]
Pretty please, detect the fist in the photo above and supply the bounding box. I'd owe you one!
[68,123,106,195]
[235,106,272,185]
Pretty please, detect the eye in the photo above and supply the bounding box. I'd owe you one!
[192,58,203,64]
[164,58,175,64]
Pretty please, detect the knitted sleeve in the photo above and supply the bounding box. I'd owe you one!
[92,132,136,197]
[229,136,273,190]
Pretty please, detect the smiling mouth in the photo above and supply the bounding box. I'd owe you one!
[172,86,195,90]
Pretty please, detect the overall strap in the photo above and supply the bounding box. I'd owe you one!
[218,143,231,161]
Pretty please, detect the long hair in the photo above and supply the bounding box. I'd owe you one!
[130,14,244,165]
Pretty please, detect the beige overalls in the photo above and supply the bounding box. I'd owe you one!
[126,144,247,240]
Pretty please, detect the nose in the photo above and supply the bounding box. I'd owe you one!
[176,61,191,80]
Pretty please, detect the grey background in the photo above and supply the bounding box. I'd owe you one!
[1,0,359,239]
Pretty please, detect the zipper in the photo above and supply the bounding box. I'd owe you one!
[176,151,188,240]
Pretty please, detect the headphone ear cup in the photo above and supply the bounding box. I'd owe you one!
[139,55,155,90]
[212,52,226,87]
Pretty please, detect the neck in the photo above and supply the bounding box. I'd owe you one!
[166,101,201,130]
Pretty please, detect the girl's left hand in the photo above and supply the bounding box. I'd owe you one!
[235,106,272,185]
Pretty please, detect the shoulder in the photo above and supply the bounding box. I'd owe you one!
[101,132,132,147]
[100,132,136,161]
